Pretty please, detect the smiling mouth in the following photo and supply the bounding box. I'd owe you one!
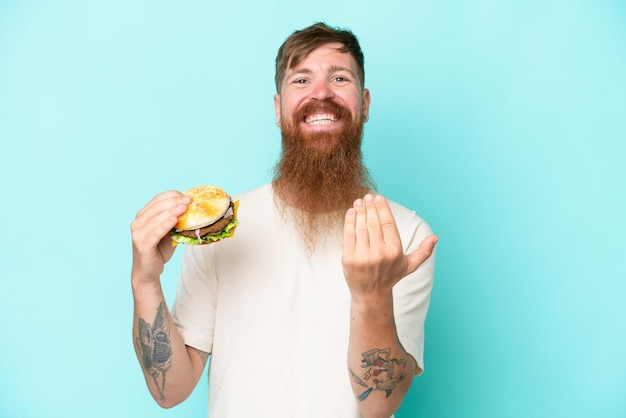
[304,113,340,125]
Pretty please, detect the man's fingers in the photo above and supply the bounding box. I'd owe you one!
[343,196,374,257]
[373,195,401,247]
[141,209,178,248]
[405,235,439,274]
[353,198,370,248]
[344,194,402,253]
[132,192,190,249]
[343,207,357,254]
[135,190,185,220]
[364,194,384,245]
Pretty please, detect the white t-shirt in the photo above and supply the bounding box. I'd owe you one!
[171,183,435,418]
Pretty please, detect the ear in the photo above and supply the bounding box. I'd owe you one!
[274,94,282,127]
[362,88,371,122]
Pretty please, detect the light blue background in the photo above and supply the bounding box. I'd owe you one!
[1,1,625,417]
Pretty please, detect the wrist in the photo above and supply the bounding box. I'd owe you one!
[349,285,393,305]
[350,291,394,321]
[131,274,163,298]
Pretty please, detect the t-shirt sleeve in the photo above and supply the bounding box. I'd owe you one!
[170,244,218,353]
[391,206,436,375]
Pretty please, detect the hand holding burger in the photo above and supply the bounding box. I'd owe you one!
[170,185,239,246]
[131,185,237,288]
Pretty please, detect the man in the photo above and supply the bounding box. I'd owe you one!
[131,22,437,418]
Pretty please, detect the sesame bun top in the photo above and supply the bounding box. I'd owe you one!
[174,185,231,231]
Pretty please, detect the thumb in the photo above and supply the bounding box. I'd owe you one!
[405,234,439,275]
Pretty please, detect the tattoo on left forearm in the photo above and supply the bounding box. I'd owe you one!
[136,302,173,401]
[350,347,407,401]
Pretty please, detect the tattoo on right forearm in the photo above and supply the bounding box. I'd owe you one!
[136,302,173,401]
[350,347,407,401]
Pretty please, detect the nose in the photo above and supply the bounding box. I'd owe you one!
[310,80,334,101]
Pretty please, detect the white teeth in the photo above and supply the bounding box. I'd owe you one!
[305,114,338,124]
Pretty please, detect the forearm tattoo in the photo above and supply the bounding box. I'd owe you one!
[136,302,173,401]
[350,347,407,401]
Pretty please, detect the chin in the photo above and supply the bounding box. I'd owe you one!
[303,133,341,151]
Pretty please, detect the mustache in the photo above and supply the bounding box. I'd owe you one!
[293,98,352,123]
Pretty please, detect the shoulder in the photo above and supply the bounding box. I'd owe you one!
[233,183,273,205]
[232,183,268,199]
[232,183,275,218]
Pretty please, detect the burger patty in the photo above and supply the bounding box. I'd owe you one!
[175,203,235,239]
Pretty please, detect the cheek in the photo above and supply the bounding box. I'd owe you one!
[282,98,310,123]
[280,97,299,117]
[338,92,363,114]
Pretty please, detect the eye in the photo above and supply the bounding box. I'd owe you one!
[333,76,348,83]
[293,78,308,84]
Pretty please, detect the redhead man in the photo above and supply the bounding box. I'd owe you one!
[131,22,437,418]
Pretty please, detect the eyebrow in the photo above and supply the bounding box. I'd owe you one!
[288,65,357,79]
[328,65,355,76]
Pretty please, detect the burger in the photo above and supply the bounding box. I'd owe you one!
[170,185,239,246]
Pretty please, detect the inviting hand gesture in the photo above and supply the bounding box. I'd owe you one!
[342,194,438,302]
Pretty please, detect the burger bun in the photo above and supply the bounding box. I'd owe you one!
[175,185,232,231]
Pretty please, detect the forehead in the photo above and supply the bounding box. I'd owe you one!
[288,43,358,74]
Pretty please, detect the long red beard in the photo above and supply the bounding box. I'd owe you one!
[272,98,375,249]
